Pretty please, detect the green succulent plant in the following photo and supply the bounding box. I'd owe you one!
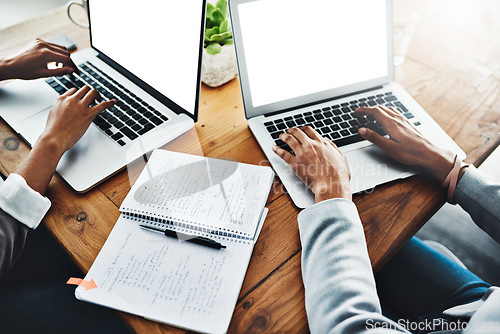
[205,0,233,55]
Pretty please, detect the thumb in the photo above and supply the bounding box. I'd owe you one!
[358,127,395,152]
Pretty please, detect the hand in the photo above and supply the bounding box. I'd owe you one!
[272,126,352,203]
[17,86,115,195]
[0,38,78,81]
[355,106,456,184]
[39,86,116,155]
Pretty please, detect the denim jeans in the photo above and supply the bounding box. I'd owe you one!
[375,237,490,333]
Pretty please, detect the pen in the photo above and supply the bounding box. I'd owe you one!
[140,224,226,250]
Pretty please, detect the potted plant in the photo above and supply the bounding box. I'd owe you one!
[201,0,239,88]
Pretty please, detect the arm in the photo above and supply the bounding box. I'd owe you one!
[0,81,114,278]
[299,199,408,333]
[273,127,408,333]
[355,106,500,243]
[0,40,114,277]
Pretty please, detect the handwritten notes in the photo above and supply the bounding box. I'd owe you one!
[121,150,274,238]
[76,150,273,333]
[77,216,252,333]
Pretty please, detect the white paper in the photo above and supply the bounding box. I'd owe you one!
[77,216,253,334]
[120,149,274,238]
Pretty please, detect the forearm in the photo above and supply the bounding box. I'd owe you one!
[298,199,408,333]
[0,57,16,81]
[17,135,65,195]
[455,166,500,243]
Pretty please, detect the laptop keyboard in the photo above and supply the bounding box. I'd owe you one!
[265,92,421,153]
[45,61,169,146]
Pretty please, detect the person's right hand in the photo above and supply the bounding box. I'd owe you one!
[39,86,116,156]
[355,106,457,184]
[272,126,352,203]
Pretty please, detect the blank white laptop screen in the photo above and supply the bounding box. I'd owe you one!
[237,0,388,108]
[89,0,203,116]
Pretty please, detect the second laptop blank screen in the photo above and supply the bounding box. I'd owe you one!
[238,0,389,108]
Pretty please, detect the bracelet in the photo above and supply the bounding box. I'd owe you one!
[440,155,468,204]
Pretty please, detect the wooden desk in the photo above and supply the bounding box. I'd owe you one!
[0,1,498,332]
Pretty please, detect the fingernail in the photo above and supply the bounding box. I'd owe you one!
[358,127,367,136]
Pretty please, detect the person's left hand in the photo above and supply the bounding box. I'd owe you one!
[0,38,79,81]
[272,126,352,203]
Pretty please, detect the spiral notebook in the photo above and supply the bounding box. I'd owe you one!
[75,149,274,334]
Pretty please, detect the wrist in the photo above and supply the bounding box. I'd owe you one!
[313,178,352,203]
[420,145,456,184]
[0,57,16,81]
[35,133,67,159]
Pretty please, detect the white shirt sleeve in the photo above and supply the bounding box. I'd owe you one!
[0,173,51,229]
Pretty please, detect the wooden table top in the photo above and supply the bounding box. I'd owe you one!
[0,1,498,332]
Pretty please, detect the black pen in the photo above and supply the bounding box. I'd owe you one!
[140,224,226,250]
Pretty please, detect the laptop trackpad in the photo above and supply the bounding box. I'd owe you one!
[19,107,50,145]
[345,144,417,193]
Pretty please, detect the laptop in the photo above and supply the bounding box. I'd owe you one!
[0,0,206,192]
[229,0,466,208]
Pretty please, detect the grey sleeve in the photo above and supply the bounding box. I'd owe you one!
[298,199,409,333]
[0,208,29,279]
[455,166,500,243]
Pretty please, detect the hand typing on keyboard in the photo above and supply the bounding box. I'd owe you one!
[0,38,78,81]
[45,61,170,147]
[272,126,352,203]
[355,106,457,184]
[42,86,116,153]
[15,86,115,195]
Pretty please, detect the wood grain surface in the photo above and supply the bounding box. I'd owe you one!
[0,1,498,332]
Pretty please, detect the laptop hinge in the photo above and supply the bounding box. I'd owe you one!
[263,85,384,118]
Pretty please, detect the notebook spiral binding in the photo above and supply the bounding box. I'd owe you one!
[122,210,254,244]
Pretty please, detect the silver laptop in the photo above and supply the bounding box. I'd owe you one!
[0,0,206,192]
[229,0,465,208]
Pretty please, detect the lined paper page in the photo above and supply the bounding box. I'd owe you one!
[76,215,253,334]
[120,149,274,238]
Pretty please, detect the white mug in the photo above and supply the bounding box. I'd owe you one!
[67,0,89,28]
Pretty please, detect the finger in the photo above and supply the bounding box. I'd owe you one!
[61,87,77,97]
[272,145,295,165]
[75,85,91,99]
[90,100,116,116]
[380,106,401,118]
[358,127,397,152]
[300,126,323,142]
[355,106,395,129]
[82,88,101,105]
[280,131,302,153]
[287,127,311,145]
[43,41,71,55]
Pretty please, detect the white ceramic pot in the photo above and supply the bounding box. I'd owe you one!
[201,44,238,88]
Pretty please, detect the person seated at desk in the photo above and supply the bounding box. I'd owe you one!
[0,39,115,276]
[273,106,500,333]
[0,39,128,333]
